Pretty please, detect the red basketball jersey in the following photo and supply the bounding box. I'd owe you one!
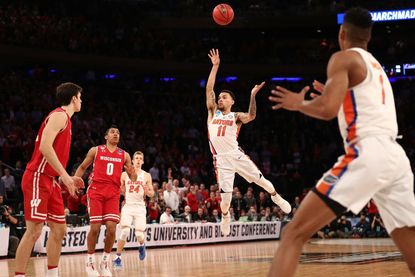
[26,108,72,177]
[90,145,125,187]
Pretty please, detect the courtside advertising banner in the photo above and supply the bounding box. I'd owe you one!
[0,227,10,256]
[34,221,281,253]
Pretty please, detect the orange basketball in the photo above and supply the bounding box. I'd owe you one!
[212,4,234,26]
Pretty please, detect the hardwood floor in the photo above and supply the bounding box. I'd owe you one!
[2,238,411,276]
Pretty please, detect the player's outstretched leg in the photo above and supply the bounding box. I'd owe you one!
[138,244,146,260]
[86,223,101,277]
[256,174,291,213]
[220,192,232,236]
[85,253,100,277]
[271,193,292,214]
[113,225,129,269]
[136,229,146,260]
[100,221,117,277]
[99,252,113,277]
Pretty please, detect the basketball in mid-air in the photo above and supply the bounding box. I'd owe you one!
[212,4,234,26]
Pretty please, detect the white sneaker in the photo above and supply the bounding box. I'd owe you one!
[221,212,231,236]
[100,260,113,277]
[45,268,59,277]
[85,258,100,277]
[271,194,292,214]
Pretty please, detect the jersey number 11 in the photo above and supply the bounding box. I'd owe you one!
[217,125,227,136]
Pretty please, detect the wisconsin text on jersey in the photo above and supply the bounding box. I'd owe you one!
[99,156,122,162]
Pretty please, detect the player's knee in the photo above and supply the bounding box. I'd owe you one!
[51,224,67,240]
[135,230,145,242]
[281,221,308,243]
[89,224,101,236]
[120,227,130,241]
[106,224,117,236]
[27,226,43,242]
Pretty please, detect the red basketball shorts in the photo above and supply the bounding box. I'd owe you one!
[22,170,65,224]
[87,183,120,224]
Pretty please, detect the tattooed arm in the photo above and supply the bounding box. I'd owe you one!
[236,82,265,124]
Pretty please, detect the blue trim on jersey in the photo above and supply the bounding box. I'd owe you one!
[346,90,358,143]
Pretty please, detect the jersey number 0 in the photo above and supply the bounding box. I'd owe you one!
[106,163,114,175]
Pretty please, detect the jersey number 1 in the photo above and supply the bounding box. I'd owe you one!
[217,125,227,136]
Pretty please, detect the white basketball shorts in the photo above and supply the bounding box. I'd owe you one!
[214,149,262,193]
[120,203,147,232]
[315,135,415,233]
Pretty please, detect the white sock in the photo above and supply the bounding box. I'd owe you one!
[256,176,276,194]
[46,267,59,277]
[87,253,95,263]
[102,252,111,262]
[273,193,285,204]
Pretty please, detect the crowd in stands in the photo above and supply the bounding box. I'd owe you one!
[1,1,414,65]
[1,67,412,254]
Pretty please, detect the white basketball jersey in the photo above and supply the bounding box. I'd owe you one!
[208,111,240,155]
[338,48,398,144]
[125,171,146,205]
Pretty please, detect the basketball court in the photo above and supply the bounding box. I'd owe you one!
[2,238,411,276]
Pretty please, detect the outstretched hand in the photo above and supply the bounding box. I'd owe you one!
[208,48,220,66]
[311,80,325,99]
[269,85,309,111]
[251,81,266,96]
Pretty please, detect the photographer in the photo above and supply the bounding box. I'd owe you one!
[370,214,388,238]
[335,215,352,238]
[0,195,20,257]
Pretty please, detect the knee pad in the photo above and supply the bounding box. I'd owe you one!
[220,192,232,213]
[119,226,130,241]
[135,230,145,242]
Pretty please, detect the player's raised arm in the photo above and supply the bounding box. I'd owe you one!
[75,146,96,178]
[206,49,219,115]
[236,81,265,124]
[145,172,154,198]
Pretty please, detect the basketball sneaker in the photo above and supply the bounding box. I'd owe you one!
[221,212,231,236]
[45,268,59,277]
[271,194,292,214]
[112,256,123,269]
[99,260,112,277]
[138,244,146,260]
[85,256,100,277]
